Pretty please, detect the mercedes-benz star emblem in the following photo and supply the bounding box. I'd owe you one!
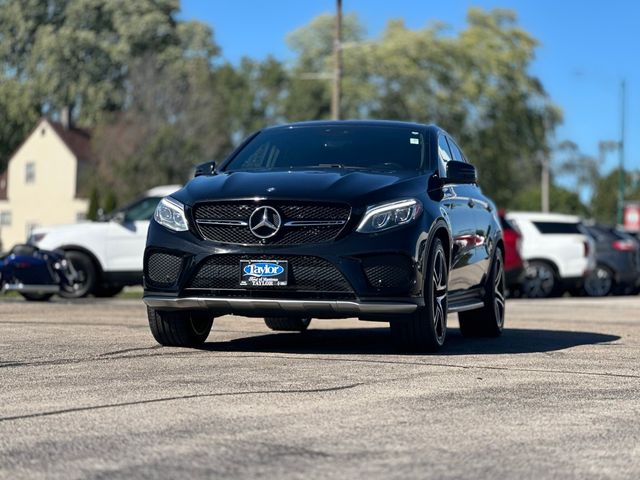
[249,206,281,239]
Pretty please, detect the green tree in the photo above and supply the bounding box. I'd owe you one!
[591,169,640,224]
[93,39,229,202]
[278,9,561,208]
[0,0,217,172]
[216,56,288,144]
[284,13,368,121]
[103,189,118,214]
[86,185,100,221]
[554,140,600,200]
[511,184,588,216]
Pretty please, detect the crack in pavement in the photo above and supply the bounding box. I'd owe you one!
[2,346,639,380]
[0,383,364,423]
[98,346,162,357]
[0,320,146,328]
[218,353,640,379]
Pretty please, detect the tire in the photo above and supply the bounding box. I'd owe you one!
[58,251,97,299]
[521,260,558,298]
[20,293,54,302]
[147,307,214,347]
[390,238,448,353]
[264,317,311,332]
[458,247,506,337]
[583,265,614,297]
[93,285,124,298]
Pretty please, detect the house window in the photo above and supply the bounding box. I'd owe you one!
[0,211,11,226]
[25,162,36,184]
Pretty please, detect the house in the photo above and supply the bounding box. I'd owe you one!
[0,118,92,250]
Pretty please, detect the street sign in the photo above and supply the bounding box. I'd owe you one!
[623,203,640,232]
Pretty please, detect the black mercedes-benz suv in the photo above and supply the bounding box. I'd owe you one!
[143,120,505,352]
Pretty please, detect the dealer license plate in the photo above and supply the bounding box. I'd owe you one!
[240,260,288,287]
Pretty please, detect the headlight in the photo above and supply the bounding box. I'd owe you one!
[154,197,189,232]
[357,199,423,233]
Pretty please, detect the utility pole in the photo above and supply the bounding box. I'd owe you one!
[617,79,626,225]
[541,152,550,213]
[331,0,343,120]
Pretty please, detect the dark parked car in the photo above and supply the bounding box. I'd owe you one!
[498,210,525,294]
[582,224,640,296]
[143,121,505,352]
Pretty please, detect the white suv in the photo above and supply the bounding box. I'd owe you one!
[506,212,595,298]
[30,185,181,298]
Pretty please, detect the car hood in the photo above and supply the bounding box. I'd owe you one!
[174,170,425,206]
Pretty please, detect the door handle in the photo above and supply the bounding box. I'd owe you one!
[467,198,475,208]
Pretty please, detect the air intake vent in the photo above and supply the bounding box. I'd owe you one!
[362,255,413,292]
[146,252,183,286]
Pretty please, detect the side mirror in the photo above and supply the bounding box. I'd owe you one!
[194,160,216,177]
[444,160,477,185]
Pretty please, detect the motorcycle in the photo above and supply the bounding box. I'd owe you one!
[0,244,79,301]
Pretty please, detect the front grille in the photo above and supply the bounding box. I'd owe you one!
[192,201,351,245]
[187,254,353,293]
[362,255,413,291]
[146,252,183,286]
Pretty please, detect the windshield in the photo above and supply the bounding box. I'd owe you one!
[223,125,425,172]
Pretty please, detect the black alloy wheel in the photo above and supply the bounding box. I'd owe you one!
[459,247,505,337]
[391,238,448,352]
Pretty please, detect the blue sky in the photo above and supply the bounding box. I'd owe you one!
[180,0,639,183]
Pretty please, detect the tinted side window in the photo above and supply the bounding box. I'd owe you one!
[447,138,464,162]
[438,135,452,162]
[533,222,582,235]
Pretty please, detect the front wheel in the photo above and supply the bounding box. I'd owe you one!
[390,238,448,352]
[147,307,214,347]
[458,247,505,337]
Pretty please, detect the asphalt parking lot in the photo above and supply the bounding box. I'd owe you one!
[1,296,639,479]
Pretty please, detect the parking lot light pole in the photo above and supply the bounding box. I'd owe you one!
[617,79,626,226]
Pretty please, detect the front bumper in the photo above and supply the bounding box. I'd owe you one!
[143,295,419,319]
[143,218,430,319]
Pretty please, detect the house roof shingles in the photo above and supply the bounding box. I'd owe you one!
[48,120,94,163]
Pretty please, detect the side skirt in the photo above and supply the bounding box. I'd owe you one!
[448,288,485,313]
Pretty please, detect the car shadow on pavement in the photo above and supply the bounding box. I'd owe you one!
[199,327,620,356]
